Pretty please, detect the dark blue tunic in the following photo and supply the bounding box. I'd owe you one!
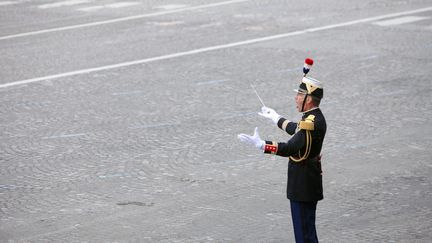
[264,108,326,202]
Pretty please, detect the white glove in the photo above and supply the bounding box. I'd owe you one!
[258,106,281,124]
[237,127,264,150]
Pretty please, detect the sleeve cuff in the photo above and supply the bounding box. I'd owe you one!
[263,141,278,154]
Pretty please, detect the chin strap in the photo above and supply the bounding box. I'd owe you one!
[301,94,308,112]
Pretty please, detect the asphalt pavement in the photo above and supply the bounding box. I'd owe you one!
[1,0,432,242]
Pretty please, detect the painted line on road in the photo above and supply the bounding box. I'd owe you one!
[0,1,19,6]
[75,5,105,12]
[42,133,86,139]
[77,2,141,12]
[112,90,146,96]
[155,4,188,10]
[196,79,229,85]
[0,0,249,40]
[128,122,181,129]
[359,55,379,61]
[373,16,430,26]
[196,206,232,212]
[275,67,301,73]
[1,6,432,89]
[37,0,91,9]
[103,2,140,8]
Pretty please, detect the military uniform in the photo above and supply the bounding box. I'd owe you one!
[237,58,326,243]
[262,73,326,243]
[263,107,326,202]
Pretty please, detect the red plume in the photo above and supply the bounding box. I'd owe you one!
[305,58,314,66]
[303,58,314,76]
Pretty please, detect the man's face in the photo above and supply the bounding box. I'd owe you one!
[295,92,306,112]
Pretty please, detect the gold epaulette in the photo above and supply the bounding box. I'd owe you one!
[298,115,315,131]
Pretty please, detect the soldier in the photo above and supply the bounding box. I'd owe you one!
[238,58,326,243]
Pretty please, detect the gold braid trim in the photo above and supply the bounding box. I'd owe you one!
[289,130,312,162]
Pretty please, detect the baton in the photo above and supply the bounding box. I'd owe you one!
[250,84,266,107]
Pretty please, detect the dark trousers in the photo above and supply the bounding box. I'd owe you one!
[290,200,319,243]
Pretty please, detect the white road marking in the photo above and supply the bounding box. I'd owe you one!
[150,21,184,26]
[275,67,300,73]
[77,2,141,12]
[154,4,187,10]
[373,16,430,26]
[195,206,232,212]
[75,5,104,12]
[196,79,229,85]
[0,0,250,40]
[1,6,432,89]
[38,0,91,9]
[112,90,145,96]
[42,133,86,139]
[129,122,181,129]
[359,55,379,61]
[0,1,19,6]
[106,2,140,8]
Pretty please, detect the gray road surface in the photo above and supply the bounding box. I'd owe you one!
[1,0,432,242]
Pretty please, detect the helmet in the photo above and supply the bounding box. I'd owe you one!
[294,76,324,100]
